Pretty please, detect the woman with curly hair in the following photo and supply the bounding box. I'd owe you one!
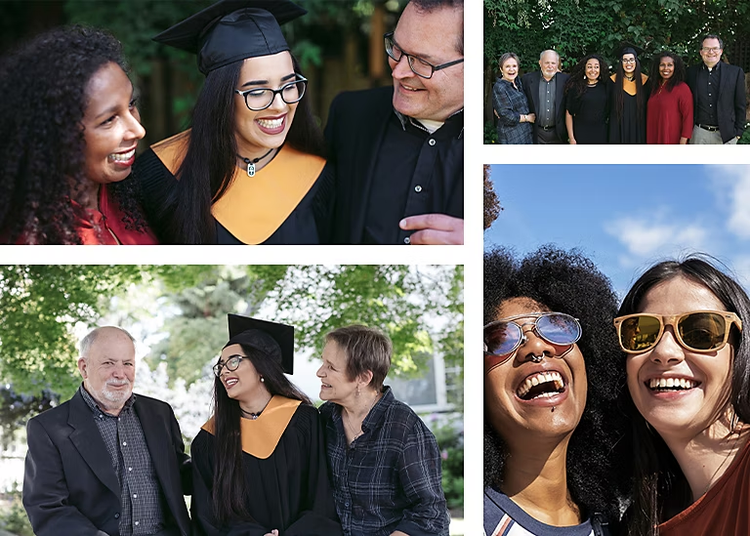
[564,54,611,144]
[646,52,693,144]
[613,257,750,535]
[609,46,649,144]
[484,246,629,536]
[0,26,155,244]
[135,0,327,244]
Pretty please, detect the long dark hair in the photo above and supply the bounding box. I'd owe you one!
[648,51,686,96]
[160,54,325,244]
[613,53,645,124]
[0,25,146,244]
[212,344,311,525]
[564,54,609,100]
[616,256,750,536]
[484,246,629,523]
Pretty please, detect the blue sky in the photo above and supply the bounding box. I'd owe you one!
[484,164,750,298]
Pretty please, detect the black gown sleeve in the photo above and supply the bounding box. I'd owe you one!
[191,430,268,536]
[132,148,179,244]
[284,406,343,536]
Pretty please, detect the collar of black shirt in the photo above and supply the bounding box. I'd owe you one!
[393,108,464,139]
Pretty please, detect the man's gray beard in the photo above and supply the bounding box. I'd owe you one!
[95,381,132,405]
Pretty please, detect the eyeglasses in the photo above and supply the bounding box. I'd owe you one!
[613,310,742,354]
[484,312,582,370]
[701,47,722,53]
[213,354,247,377]
[384,32,464,79]
[622,58,637,64]
[235,75,307,111]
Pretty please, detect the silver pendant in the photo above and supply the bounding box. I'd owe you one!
[247,162,256,177]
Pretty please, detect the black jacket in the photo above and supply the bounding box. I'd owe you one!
[23,391,192,536]
[521,71,570,142]
[686,62,747,143]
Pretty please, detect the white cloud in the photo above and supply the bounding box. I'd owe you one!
[706,165,750,240]
[605,215,708,260]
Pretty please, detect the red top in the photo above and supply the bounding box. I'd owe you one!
[659,437,750,536]
[646,82,694,144]
[7,185,158,245]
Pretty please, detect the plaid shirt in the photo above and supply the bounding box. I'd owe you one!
[79,385,166,536]
[492,77,534,144]
[320,387,449,536]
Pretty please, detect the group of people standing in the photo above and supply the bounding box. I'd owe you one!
[492,35,747,144]
[0,0,465,245]
[484,248,750,535]
[23,316,450,536]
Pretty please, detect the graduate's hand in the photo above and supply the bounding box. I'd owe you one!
[399,214,464,245]
[264,530,279,536]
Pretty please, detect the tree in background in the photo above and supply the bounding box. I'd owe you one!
[484,164,501,230]
[0,265,462,401]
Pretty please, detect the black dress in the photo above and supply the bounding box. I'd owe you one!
[608,75,648,144]
[191,401,342,536]
[567,82,610,143]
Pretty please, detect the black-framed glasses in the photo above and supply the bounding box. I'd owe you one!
[213,354,247,377]
[235,75,307,111]
[484,312,582,372]
[384,32,463,79]
[614,310,742,354]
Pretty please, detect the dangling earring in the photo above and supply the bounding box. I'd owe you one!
[260,376,265,383]
[356,385,361,398]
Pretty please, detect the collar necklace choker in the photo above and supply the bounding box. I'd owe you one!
[237,148,274,177]
[625,74,635,81]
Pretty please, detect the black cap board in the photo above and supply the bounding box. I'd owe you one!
[617,41,645,59]
[153,0,307,75]
[225,314,294,374]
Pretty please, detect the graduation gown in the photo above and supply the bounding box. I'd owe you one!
[191,397,342,536]
[609,73,648,144]
[134,131,326,244]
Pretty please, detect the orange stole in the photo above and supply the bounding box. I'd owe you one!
[611,73,649,96]
[201,396,301,459]
[150,131,325,244]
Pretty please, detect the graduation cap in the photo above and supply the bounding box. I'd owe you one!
[225,314,294,374]
[616,41,646,59]
[153,0,307,75]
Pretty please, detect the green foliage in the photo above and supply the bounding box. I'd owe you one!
[485,121,498,144]
[430,417,464,509]
[0,386,55,449]
[739,122,750,144]
[0,266,145,398]
[0,485,33,536]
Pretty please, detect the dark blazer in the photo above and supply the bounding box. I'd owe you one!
[521,71,570,142]
[322,86,463,244]
[23,391,192,536]
[686,62,747,143]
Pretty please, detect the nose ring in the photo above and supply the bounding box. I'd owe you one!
[530,353,545,363]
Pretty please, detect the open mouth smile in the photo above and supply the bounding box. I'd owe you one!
[645,377,700,392]
[516,370,566,401]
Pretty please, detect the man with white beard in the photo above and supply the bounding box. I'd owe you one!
[23,326,192,536]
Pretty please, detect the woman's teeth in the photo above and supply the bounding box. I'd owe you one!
[648,378,698,390]
[108,149,135,162]
[257,117,284,129]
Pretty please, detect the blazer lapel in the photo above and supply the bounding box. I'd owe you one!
[134,400,171,500]
[68,392,120,497]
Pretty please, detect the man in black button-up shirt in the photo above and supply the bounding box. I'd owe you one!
[23,326,191,536]
[686,34,747,144]
[324,0,464,245]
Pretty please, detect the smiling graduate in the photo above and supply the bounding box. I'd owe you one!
[191,315,342,536]
[134,0,327,245]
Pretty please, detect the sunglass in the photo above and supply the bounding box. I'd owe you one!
[613,310,743,354]
[484,312,582,371]
[213,354,247,377]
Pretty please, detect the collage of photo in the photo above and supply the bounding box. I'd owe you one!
[0,0,749,535]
